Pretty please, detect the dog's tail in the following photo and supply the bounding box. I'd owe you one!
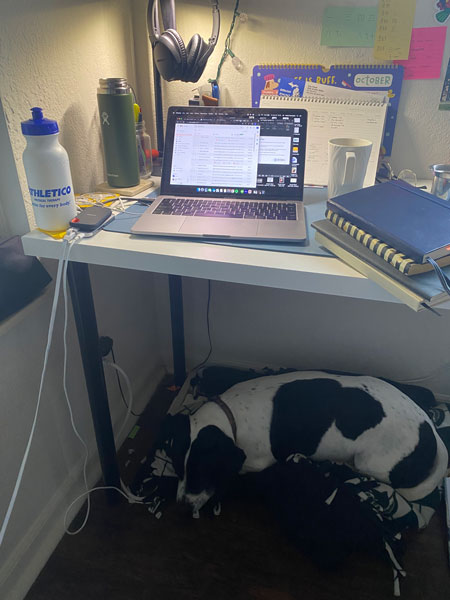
[394,422,448,502]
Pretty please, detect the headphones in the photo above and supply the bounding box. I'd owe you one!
[148,0,220,83]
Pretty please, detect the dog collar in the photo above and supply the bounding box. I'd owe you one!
[210,396,237,442]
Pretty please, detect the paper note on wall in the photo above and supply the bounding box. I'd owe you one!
[374,0,416,60]
[394,27,447,80]
[303,81,387,102]
[321,6,378,47]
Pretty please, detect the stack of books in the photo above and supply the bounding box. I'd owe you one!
[311,180,450,312]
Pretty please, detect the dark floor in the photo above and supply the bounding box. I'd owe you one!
[26,377,450,600]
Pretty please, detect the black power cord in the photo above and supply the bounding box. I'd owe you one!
[98,335,114,357]
[191,280,213,373]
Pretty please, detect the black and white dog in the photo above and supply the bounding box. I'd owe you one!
[164,371,448,514]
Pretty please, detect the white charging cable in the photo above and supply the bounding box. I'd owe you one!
[59,244,144,535]
[102,361,133,440]
[0,229,81,548]
[0,227,145,545]
[75,195,145,217]
[62,341,144,534]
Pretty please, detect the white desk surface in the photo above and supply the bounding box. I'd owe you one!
[22,181,448,308]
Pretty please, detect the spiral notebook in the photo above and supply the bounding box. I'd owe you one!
[260,95,387,187]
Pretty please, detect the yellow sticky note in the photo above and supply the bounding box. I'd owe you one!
[374,0,416,60]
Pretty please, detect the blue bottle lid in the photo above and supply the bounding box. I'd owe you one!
[21,107,59,136]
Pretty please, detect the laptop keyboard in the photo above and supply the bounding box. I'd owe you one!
[153,198,297,220]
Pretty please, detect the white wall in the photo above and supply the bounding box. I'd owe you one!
[140,0,450,179]
[181,277,450,396]
[0,2,167,599]
[0,98,29,239]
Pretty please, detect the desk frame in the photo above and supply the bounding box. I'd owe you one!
[66,261,186,500]
[23,188,448,499]
[67,262,121,501]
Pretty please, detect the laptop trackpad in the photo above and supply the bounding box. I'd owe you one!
[132,214,186,234]
[180,217,258,237]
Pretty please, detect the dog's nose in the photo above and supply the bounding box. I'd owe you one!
[176,492,189,507]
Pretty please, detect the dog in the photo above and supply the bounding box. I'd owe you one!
[163,371,448,514]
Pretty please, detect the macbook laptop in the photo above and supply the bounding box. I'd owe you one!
[131,106,308,242]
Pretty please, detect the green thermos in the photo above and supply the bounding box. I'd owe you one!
[97,78,140,188]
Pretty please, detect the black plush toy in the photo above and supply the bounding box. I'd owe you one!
[242,456,404,570]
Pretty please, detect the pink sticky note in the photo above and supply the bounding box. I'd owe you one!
[394,26,447,80]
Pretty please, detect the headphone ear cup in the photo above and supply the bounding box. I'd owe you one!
[185,33,203,80]
[154,28,187,81]
[185,34,210,83]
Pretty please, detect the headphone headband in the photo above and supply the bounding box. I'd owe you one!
[208,1,220,48]
[159,0,176,31]
[149,0,220,49]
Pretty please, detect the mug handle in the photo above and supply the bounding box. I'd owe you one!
[342,151,356,186]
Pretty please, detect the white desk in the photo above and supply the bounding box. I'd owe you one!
[21,185,447,495]
[21,210,416,305]
[23,181,442,305]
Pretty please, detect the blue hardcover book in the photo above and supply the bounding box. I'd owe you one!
[312,218,448,311]
[327,180,450,264]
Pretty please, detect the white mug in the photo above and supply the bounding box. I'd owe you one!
[328,138,373,199]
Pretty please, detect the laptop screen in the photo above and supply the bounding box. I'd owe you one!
[160,106,307,200]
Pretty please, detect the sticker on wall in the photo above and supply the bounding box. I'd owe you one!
[435,1,450,23]
[439,56,450,109]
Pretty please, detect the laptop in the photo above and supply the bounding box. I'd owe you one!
[131,106,308,242]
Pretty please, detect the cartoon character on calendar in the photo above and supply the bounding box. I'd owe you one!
[263,74,279,94]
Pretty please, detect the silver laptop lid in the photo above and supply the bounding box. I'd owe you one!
[161,106,307,201]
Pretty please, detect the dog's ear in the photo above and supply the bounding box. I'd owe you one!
[159,413,191,480]
[218,434,247,475]
[199,426,246,471]
[191,426,246,486]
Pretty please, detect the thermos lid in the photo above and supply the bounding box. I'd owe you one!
[21,107,59,136]
[98,77,131,94]
[430,164,450,180]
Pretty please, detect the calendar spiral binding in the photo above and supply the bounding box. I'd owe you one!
[333,63,402,70]
[255,63,402,71]
[261,95,386,107]
[256,63,321,69]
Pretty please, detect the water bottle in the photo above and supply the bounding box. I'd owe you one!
[136,117,153,178]
[21,107,77,234]
[97,78,140,188]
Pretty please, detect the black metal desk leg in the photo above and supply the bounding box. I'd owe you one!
[168,274,186,386]
[67,262,120,504]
